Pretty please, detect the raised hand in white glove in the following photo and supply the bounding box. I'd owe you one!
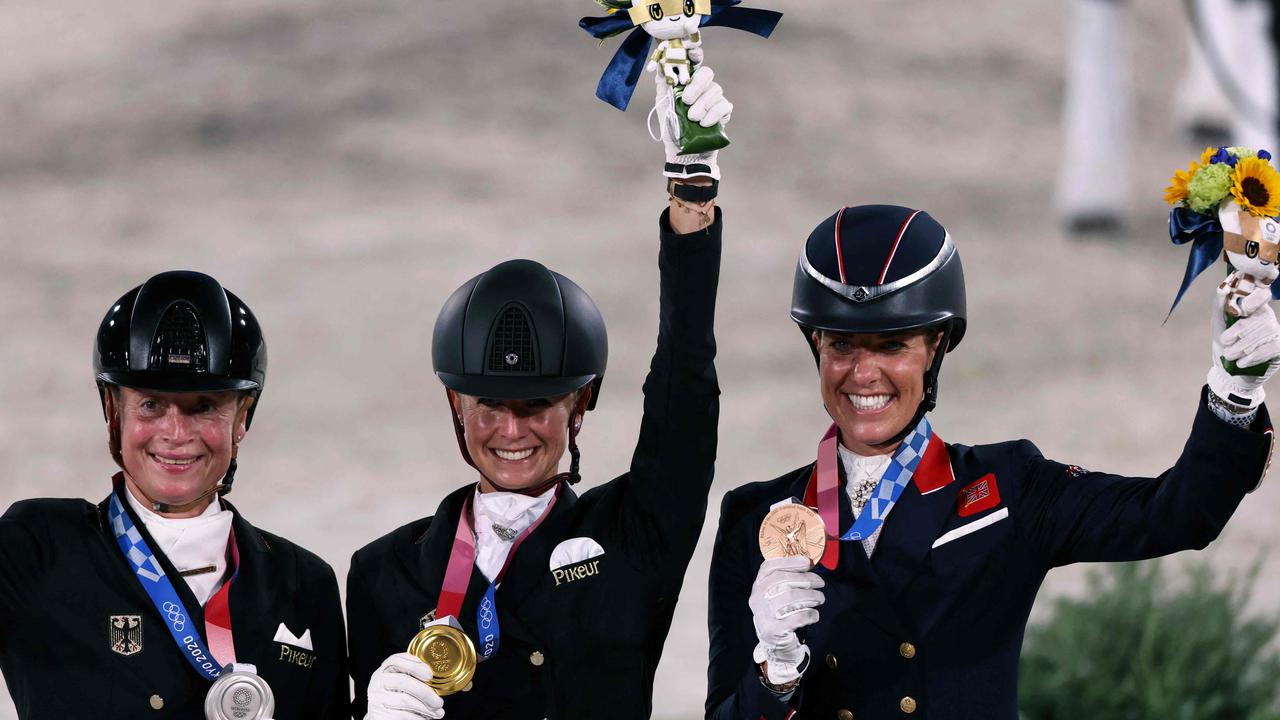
[749,555,824,686]
[649,62,732,181]
[365,652,445,720]
[1209,284,1280,411]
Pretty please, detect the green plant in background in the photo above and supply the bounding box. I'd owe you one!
[1019,559,1280,720]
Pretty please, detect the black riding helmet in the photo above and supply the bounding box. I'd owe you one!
[791,205,966,438]
[94,270,267,502]
[432,259,608,486]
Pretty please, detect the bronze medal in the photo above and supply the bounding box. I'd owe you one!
[758,503,826,568]
[407,621,477,696]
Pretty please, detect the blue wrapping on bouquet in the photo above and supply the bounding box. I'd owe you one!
[579,0,783,111]
[1167,206,1280,320]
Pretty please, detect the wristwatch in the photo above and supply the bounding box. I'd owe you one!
[757,660,804,694]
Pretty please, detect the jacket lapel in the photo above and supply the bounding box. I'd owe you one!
[501,485,579,642]
[796,466,911,641]
[98,491,273,677]
[99,492,210,638]
[872,435,962,605]
[97,495,168,619]
[225,502,277,663]
[396,485,474,606]
[396,483,578,643]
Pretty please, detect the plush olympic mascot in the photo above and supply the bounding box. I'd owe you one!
[579,0,780,184]
[345,65,730,720]
[0,271,348,720]
[706,205,1279,720]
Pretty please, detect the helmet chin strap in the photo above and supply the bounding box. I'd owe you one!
[446,390,586,497]
[106,392,243,516]
[142,477,227,515]
[122,456,237,515]
[531,424,582,493]
[814,324,957,450]
[881,323,953,447]
[824,324,953,452]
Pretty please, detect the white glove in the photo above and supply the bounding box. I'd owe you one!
[365,652,446,720]
[749,555,824,685]
[1209,282,1280,410]
[648,61,732,181]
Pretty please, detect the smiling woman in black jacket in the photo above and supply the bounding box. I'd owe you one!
[347,65,732,720]
[0,271,348,720]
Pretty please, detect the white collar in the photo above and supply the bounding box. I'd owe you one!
[471,484,556,582]
[472,484,556,541]
[835,445,893,551]
[837,444,892,477]
[123,486,234,604]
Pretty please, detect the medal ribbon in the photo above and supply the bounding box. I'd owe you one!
[436,484,559,661]
[805,417,932,568]
[108,476,240,681]
[204,533,240,666]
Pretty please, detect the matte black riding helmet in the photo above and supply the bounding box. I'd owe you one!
[432,259,608,486]
[94,270,267,500]
[791,205,966,438]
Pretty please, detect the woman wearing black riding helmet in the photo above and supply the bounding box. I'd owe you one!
[707,205,1279,720]
[0,270,348,720]
[346,66,732,720]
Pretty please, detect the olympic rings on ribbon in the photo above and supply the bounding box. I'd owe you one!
[162,601,187,631]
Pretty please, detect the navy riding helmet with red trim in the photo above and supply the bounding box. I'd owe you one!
[791,204,966,433]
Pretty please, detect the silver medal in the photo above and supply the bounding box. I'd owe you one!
[204,664,275,720]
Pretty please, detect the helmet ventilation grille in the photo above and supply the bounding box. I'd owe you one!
[488,305,537,374]
[150,302,208,372]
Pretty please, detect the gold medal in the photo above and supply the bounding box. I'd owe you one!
[407,621,477,696]
[758,503,826,568]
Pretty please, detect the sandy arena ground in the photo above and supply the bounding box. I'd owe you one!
[2,1,1277,717]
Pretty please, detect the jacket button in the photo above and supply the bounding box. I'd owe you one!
[149,695,164,710]
[825,653,838,669]
[899,642,916,659]
[900,696,917,714]
[529,650,545,666]
[837,710,853,720]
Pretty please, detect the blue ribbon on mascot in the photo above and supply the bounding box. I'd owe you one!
[579,0,782,111]
[1167,206,1280,319]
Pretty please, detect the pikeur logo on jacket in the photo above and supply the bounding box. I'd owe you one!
[347,214,723,720]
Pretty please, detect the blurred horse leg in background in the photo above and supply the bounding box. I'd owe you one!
[1236,0,1278,150]
[1057,0,1277,237]
[1172,0,1236,144]
[1057,0,1132,235]
[1178,0,1276,153]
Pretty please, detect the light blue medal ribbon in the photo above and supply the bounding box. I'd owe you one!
[108,488,224,681]
[840,417,932,541]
